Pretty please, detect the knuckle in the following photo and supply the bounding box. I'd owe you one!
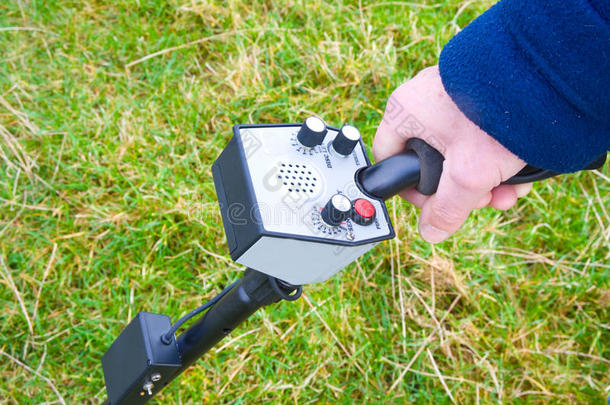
[446,168,479,192]
[447,159,501,191]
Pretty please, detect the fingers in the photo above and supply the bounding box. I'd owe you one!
[476,192,493,209]
[488,185,518,210]
[373,69,438,162]
[418,159,492,243]
[514,182,533,198]
[398,188,429,208]
[419,175,532,243]
[488,183,532,210]
[372,118,408,162]
[373,66,532,244]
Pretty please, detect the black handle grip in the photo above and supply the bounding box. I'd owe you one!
[358,139,607,200]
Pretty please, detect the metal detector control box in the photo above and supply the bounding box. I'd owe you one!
[212,121,394,284]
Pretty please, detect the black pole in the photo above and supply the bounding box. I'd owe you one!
[101,269,300,404]
[174,269,292,372]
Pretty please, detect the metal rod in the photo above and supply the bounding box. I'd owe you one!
[174,269,287,371]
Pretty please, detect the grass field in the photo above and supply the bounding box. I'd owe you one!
[1,0,609,404]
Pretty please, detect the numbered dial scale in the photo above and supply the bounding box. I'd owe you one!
[212,119,395,284]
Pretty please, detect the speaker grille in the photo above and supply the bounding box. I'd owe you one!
[276,162,322,196]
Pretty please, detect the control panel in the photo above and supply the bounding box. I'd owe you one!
[242,121,392,242]
[212,118,395,284]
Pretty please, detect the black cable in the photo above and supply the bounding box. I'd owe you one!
[161,280,239,345]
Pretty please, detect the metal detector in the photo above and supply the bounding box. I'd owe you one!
[100,118,606,404]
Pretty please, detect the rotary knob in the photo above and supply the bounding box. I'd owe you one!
[297,116,328,148]
[331,124,360,156]
[321,194,352,226]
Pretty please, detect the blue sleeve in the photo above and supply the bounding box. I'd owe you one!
[438,0,610,173]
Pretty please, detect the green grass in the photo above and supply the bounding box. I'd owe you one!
[0,0,608,403]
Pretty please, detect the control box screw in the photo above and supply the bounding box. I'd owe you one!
[143,381,154,396]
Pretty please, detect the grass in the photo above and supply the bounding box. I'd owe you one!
[0,0,608,403]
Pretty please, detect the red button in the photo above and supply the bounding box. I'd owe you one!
[354,199,375,218]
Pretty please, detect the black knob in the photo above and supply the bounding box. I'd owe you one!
[297,116,328,148]
[331,124,361,156]
[321,194,352,226]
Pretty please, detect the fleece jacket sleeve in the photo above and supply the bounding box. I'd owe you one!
[438,0,610,173]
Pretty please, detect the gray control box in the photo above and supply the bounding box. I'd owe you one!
[212,123,394,284]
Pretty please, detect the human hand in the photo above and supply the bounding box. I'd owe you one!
[373,66,532,243]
